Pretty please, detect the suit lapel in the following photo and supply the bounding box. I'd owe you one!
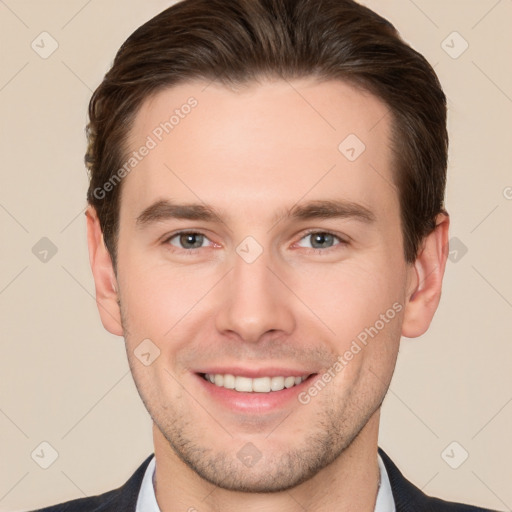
[96,454,154,511]
[378,448,431,512]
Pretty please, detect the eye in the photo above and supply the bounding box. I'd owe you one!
[296,231,346,251]
[162,230,347,254]
[165,231,212,250]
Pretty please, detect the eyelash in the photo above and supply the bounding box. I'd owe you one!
[162,229,348,256]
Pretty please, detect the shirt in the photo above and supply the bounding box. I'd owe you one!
[136,453,396,511]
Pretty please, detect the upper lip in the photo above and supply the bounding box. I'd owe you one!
[195,367,317,378]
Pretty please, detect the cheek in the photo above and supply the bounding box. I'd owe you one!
[118,250,216,337]
[127,353,183,418]
[301,258,404,389]
[293,258,404,337]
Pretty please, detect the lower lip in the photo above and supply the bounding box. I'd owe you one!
[194,373,317,413]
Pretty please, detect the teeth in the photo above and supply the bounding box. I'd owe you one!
[271,376,285,391]
[223,374,235,389]
[284,376,295,388]
[252,377,271,392]
[204,373,308,393]
[235,376,253,392]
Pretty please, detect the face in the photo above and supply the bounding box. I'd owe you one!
[107,78,417,492]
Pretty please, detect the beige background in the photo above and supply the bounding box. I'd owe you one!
[1,0,511,510]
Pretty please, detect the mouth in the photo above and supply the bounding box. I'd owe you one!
[194,369,319,413]
[201,373,312,393]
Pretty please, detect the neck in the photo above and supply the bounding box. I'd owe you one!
[152,410,381,512]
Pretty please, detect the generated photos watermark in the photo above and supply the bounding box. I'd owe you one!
[93,96,198,200]
[298,301,403,405]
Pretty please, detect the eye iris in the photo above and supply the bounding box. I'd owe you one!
[311,233,334,249]
[180,233,203,249]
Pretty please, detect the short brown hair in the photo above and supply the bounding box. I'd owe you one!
[86,0,448,267]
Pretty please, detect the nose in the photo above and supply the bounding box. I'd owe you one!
[214,248,296,343]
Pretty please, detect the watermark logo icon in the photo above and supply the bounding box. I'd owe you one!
[441,441,469,469]
[338,134,366,162]
[237,442,262,467]
[31,441,59,469]
[31,32,59,59]
[441,32,469,59]
[32,237,58,263]
[236,236,263,264]
[134,338,161,366]
[448,237,468,263]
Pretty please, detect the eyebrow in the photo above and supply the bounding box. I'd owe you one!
[135,198,376,227]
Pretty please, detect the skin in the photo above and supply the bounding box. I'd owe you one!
[87,78,449,511]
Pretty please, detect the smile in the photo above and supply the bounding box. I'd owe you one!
[202,373,311,393]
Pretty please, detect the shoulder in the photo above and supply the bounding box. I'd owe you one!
[378,448,499,512]
[27,454,154,512]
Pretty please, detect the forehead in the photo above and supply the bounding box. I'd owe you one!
[121,78,397,223]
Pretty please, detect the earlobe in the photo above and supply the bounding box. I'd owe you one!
[86,206,123,336]
[401,213,450,338]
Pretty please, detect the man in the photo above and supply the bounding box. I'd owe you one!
[31,0,499,510]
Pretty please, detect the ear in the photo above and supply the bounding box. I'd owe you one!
[401,213,450,338]
[86,205,123,336]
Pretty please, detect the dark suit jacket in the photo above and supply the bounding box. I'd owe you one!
[29,448,499,511]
